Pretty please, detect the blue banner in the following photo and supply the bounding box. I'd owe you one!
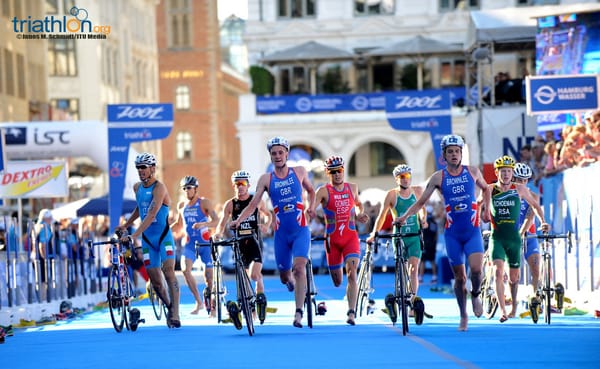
[385,89,453,169]
[0,128,5,174]
[255,87,465,115]
[107,104,174,231]
[527,74,600,115]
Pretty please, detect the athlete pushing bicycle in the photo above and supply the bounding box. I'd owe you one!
[229,136,316,328]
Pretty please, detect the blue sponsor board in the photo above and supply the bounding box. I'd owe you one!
[527,74,600,115]
[255,87,465,115]
[107,103,173,231]
[385,89,453,169]
[0,129,5,173]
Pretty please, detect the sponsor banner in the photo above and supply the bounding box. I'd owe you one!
[0,129,5,173]
[526,74,600,115]
[255,87,465,115]
[107,103,173,231]
[385,89,453,169]
[0,160,68,198]
[0,121,108,170]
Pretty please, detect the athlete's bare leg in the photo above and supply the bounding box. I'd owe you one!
[162,259,180,324]
[452,264,469,331]
[291,257,307,327]
[527,253,541,295]
[468,252,484,317]
[181,256,203,314]
[507,268,520,318]
[345,257,359,325]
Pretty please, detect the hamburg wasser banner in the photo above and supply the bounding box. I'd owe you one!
[385,89,452,169]
[0,160,68,198]
[107,103,173,231]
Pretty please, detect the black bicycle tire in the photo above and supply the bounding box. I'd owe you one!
[149,284,162,320]
[306,260,314,328]
[108,267,125,332]
[356,260,370,317]
[215,263,224,323]
[398,261,409,336]
[236,263,254,336]
[544,255,552,325]
[123,266,133,331]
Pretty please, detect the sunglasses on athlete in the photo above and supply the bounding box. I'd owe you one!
[328,169,343,175]
[234,180,249,187]
[398,173,411,179]
[135,165,149,170]
[182,186,196,191]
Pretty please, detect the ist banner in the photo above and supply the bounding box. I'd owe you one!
[385,89,452,169]
[107,103,173,231]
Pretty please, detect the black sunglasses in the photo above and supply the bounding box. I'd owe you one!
[136,165,149,170]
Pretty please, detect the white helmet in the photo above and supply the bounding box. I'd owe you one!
[266,136,290,151]
[134,152,156,166]
[231,170,251,182]
[392,164,412,177]
[440,135,465,151]
[513,162,533,179]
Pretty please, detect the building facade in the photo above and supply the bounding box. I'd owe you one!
[157,0,249,204]
[237,0,598,192]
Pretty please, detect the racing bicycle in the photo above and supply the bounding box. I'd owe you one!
[527,231,572,324]
[88,232,144,332]
[210,233,257,336]
[196,239,228,323]
[148,279,168,321]
[375,231,426,336]
[480,231,499,319]
[355,239,377,318]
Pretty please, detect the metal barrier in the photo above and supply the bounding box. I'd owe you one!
[0,218,106,317]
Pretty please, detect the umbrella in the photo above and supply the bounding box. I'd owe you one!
[368,35,463,90]
[76,194,137,217]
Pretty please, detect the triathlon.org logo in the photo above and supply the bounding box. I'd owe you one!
[12,6,110,39]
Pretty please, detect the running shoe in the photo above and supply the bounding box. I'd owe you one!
[227,301,243,330]
[555,283,565,310]
[256,293,267,324]
[0,325,13,336]
[413,297,425,325]
[529,296,541,323]
[384,294,397,324]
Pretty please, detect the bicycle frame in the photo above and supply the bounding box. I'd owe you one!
[88,235,138,333]
[481,247,499,319]
[355,239,377,318]
[527,231,572,325]
[375,231,420,336]
[210,234,256,336]
[195,240,227,323]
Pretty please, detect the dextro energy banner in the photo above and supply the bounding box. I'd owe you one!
[385,89,452,169]
[107,103,173,231]
[0,160,68,198]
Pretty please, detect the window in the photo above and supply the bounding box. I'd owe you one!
[51,98,79,120]
[279,66,309,95]
[278,0,316,19]
[370,142,404,176]
[440,59,466,86]
[167,0,192,48]
[48,39,77,76]
[516,0,559,5]
[176,131,193,160]
[175,85,190,110]
[16,53,25,98]
[4,49,14,96]
[439,0,479,11]
[45,0,58,14]
[63,0,75,13]
[354,0,394,16]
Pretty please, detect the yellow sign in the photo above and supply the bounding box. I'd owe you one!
[160,70,205,79]
[0,161,68,198]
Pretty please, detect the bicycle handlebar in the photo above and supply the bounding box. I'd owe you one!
[526,231,573,253]
[374,231,422,239]
[360,238,378,254]
[208,234,256,247]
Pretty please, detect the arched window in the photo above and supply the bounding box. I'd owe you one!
[176,131,192,160]
[175,85,190,110]
[348,142,405,177]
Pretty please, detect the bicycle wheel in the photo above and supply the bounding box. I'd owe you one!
[149,283,163,320]
[305,260,314,328]
[122,267,133,331]
[214,262,225,323]
[237,266,255,336]
[398,261,409,336]
[107,267,125,332]
[543,255,552,325]
[356,259,372,317]
[481,255,498,319]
